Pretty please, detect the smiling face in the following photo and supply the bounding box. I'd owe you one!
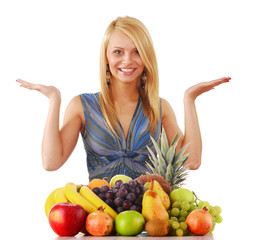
[106,31,145,85]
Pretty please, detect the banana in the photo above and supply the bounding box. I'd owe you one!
[64,182,97,213]
[45,187,62,217]
[80,185,118,219]
[54,187,68,203]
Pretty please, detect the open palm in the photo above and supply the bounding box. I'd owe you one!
[16,79,61,100]
[185,77,231,101]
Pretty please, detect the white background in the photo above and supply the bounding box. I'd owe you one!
[1,0,253,239]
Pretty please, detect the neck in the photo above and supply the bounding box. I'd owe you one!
[111,80,139,103]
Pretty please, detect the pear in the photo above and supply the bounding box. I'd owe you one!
[144,180,170,210]
[141,185,169,222]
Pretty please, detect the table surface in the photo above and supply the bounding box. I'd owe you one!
[52,233,214,240]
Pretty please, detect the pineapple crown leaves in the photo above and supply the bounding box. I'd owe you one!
[147,136,167,176]
[146,127,190,189]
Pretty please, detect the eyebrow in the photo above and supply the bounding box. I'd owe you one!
[112,46,137,50]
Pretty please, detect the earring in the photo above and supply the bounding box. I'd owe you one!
[106,68,110,86]
[141,71,147,88]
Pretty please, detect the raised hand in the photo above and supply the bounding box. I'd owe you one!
[16,79,61,101]
[184,77,231,101]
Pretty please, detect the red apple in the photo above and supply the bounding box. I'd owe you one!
[48,202,86,236]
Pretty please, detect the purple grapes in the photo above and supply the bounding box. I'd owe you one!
[92,187,101,195]
[105,190,115,199]
[97,178,145,213]
[126,192,136,203]
[123,200,132,210]
[115,180,123,187]
[100,185,110,193]
[116,188,128,198]
[114,197,124,207]
[128,180,138,188]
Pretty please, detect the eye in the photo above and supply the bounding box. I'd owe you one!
[134,50,139,54]
[114,50,122,54]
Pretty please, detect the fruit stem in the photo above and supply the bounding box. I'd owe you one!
[192,191,200,206]
[203,206,208,212]
[97,206,105,211]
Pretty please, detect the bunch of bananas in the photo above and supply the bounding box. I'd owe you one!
[45,182,117,219]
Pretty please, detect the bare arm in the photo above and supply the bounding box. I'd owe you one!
[16,79,83,170]
[162,76,231,170]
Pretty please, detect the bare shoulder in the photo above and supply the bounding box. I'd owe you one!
[161,98,175,121]
[64,95,84,123]
[160,97,183,141]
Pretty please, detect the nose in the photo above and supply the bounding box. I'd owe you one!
[122,52,132,65]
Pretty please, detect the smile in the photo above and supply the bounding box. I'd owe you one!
[119,68,136,72]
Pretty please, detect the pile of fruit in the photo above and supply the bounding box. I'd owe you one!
[45,128,223,237]
[45,174,222,237]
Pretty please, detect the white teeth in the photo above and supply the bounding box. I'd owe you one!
[121,68,135,72]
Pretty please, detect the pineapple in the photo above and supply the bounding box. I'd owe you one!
[146,127,190,190]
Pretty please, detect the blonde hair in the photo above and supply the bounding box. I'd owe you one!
[99,16,160,136]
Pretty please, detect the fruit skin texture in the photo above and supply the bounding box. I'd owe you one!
[48,202,86,236]
[110,174,132,187]
[186,207,213,235]
[142,189,169,222]
[64,182,97,213]
[136,174,172,195]
[144,180,170,210]
[145,218,169,236]
[170,188,194,203]
[115,210,145,236]
[85,206,114,236]
[88,179,110,190]
[54,187,68,203]
[79,185,117,219]
[45,187,63,217]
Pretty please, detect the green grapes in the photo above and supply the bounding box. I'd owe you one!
[172,221,180,229]
[181,202,190,211]
[178,216,186,222]
[171,207,180,216]
[214,206,222,214]
[180,210,188,218]
[176,229,184,236]
[179,222,187,230]
[168,190,223,236]
[172,201,181,209]
[215,214,223,223]
[208,206,217,216]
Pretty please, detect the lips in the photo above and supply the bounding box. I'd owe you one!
[119,68,136,72]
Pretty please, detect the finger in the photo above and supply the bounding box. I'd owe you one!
[217,76,231,84]
[16,79,31,86]
[16,79,37,90]
[220,76,231,83]
[208,77,231,88]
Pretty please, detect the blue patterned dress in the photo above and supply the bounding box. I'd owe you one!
[80,93,161,181]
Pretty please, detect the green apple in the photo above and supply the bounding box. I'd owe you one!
[109,174,132,187]
[170,188,194,203]
[115,210,145,236]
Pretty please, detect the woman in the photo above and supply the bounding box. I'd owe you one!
[16,16,230,181]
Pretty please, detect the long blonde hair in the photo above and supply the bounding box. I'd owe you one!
[99,16,160,136]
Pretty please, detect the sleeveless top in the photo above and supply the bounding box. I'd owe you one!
[80,92,162,181]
